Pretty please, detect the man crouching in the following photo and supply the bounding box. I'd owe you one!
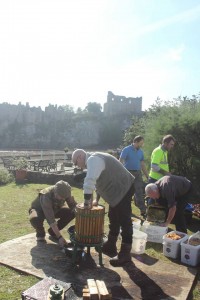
[29,180,77,247]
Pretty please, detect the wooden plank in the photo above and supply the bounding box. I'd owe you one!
[83,292,90,300]
[96,280,109,300]
[87,279,99,300]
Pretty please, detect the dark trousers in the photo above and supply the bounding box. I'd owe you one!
[129,170,146,213]
[29,207,75,237]
[173,189,192,233]
[162,186,192,233]
[108,184,134,244]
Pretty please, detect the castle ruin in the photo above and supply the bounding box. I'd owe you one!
[103,91,142,116]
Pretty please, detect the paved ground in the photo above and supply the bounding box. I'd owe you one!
[0,233,197,300]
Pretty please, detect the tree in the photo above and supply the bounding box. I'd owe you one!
[85,102,102,114]
[59,105,74,114]
[122,94,200,199]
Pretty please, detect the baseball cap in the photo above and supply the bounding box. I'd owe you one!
[54,180,71,198]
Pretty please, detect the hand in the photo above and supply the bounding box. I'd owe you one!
[84,199,92,209]
[92,199,98,206]
[166,172,171,176]
[58,236,68,247]
[160,222,168,227]
[67,196,77,210]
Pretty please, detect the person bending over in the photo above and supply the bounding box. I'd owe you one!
[72,149,135,266]
[145,175,192,233]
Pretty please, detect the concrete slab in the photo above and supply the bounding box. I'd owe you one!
[0,233,197,300]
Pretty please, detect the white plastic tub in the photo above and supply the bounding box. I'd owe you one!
[141,221,168,243]
[163,231,188,259]
[181,232,200,266]
[132,229,147,254]
[132,217,141,231]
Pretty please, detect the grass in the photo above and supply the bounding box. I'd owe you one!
[0,182,199,299]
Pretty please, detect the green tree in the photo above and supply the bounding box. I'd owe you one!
[85,102,102,114]
[123,94,200,198]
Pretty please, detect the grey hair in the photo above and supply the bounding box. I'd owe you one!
[145,183,158,195]
[71,149,86,164]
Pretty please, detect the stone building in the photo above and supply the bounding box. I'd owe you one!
[103,91,142,116]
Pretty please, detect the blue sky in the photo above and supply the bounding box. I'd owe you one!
[0,0,200,111]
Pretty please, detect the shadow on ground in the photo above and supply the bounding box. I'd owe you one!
[0,233,198,300]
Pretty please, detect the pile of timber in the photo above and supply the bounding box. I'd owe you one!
[83,279,112,300]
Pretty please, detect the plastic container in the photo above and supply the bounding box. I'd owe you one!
[141,221,168,243]
[163,231,188,259]
[181,231,200,266]
[132,229,147,254]
[132,217,141,231]
[146,205,167,223]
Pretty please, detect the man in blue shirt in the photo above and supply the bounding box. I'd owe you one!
[120,135,148,217]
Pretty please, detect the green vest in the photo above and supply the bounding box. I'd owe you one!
[149,145,169,180]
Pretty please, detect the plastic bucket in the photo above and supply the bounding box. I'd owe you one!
[132,229,147,254]
[132,217,141,231]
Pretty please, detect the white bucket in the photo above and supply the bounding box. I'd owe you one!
[132,217,141,231]
[132,229,147,254]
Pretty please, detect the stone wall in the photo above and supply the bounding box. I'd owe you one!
[14,170,83,188]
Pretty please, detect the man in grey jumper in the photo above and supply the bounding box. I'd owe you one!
[72,149,135,266]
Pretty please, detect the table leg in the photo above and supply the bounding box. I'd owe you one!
[98,246,103,266]
[72,244,78,264]
[87,246,90,255]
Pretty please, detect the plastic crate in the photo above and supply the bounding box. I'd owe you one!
[146,205,167,223]
[141,221,168,243]
[181,232,200,266]
[163,231,188,259]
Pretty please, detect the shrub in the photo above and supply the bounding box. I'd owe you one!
[0,169,14,185]
[13,157,28,170]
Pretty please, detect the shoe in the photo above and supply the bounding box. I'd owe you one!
[101,234,118,257]
[110,243,132,267]
[140,212,147,219]
[36,236,46,242]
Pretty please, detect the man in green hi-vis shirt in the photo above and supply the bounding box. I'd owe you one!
[149,135,175,183]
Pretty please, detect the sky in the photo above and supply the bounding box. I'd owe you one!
[0,0,200,112]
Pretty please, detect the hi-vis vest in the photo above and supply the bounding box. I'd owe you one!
[149,145,169,180]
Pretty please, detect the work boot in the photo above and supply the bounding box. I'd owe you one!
[110,243,132,266]
[102,234,118,257]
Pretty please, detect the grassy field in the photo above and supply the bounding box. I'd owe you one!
[0,182,199,300]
